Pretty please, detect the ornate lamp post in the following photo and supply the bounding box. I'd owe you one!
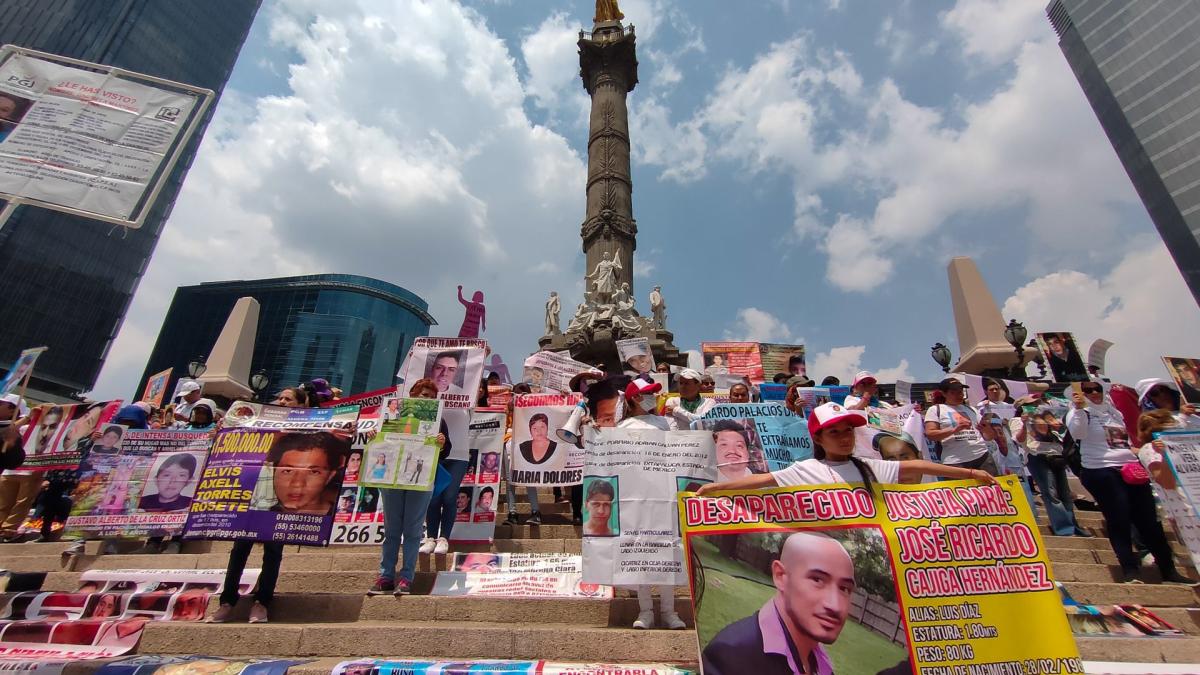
[187,357,207,379]
[250,370,270,402]
[931,343,953,374]
[1003,319,1028,378]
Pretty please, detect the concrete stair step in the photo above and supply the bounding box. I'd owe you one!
[1062,582,1199,607]
[498,501,572,515]
[207,593,364,622]
[1045,547,1195,569]
[134,621,698,661]
[359,595,693,627]
[494,524,579,539]
[1042,535,1190,556]
[1051,562,1200,584]
[322,539,582,555]
[498,512,576,526]
[1077,636,1200,663]
[1146,607,1200,635]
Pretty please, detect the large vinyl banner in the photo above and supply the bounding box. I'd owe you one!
[510,393,585,488]
[522,350,600,394]
[701,341,763,383]
[64,430,210,539]
[581,428,716,586]
[451,411,506,545]
[681,477,1081,675]
[698,403,813,475]
[21,401,122,470]
[182,404,358,546]
[758,343,806,382]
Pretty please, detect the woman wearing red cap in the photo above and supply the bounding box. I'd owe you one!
[698,403,995,495]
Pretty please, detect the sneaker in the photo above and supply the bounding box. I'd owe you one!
[526,512,542,526]
[433,537,449,555]
[1160,570,1197,586]
[632,610,655,629]
[1072,528,1092,538]
[393,578,412,596]
[1120,570,1144,584]
[418,538,436,554]
[248,602,269,623]
[208,603,236,623]
[505,511,519,524]
[367,577,395,595]
[661,611,686,630]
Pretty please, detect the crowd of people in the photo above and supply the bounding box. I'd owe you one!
[0,353,1197,631]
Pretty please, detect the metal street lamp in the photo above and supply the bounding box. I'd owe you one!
[187,358,207,379]
[931,343,952,374]
[1003,319,1028,376]
[250,370,270,401]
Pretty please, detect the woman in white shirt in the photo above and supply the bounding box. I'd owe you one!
[1135,410,1200,575]
[1067,384,1188,584]
[698,403,994,496]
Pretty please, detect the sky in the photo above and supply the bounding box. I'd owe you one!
[88,0,1200,401]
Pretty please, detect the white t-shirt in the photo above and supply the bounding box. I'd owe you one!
[1137,444,1200,569]
[843,395,893,410]
[773,457,901,487]
[924,404,988,465]
[617,415,672,431]
[1066,404,1132,470]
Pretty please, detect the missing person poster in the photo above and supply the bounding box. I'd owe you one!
[397,337,487,410]
[681,476,1081,675]
[138,368,172,408]
[1157,431,1200,521]
[64,430,210,539]
[21,400,123,470]
[451,411,506,545]
[759,343,806,383]
[698,403,813,476]
[510,393,585,488]
[0,346,46,397]
[182,404,358,546]
[616,337,655,376]
[1162,356,1200,404]
[522,350,601,393]
[331,414,386,546]
[431,553,613,599]
[1035,332,1088,383]
[359,398,443,491]
[581,428,717,586]
[702,341,764,383]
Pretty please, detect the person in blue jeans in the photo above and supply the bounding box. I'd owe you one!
[371,378,447,596]
[421,411,465,555]
[1012,401,1088,537]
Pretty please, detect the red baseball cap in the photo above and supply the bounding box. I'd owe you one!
[624,376,662,401]
[807,402,867,436]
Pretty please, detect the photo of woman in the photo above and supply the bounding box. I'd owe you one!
[138,453,200,512]
[85,593,124,619]
[518,413,558,466]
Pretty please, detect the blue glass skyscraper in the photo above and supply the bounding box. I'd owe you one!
[0,0,261,397]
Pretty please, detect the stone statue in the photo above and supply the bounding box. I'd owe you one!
[594,0,624,23]
[545,291,560,335]
[566,293,600,333]
[586,251,622,302]
[612,283,641,334]
[649,285,666,330]
[612,282,632,309]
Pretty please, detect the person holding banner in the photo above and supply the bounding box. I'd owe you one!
[697,403,996,496]
[1136,410,1200,572]
[1068,385,1191,584]
[663,369,715,431]
[373,379,447,595]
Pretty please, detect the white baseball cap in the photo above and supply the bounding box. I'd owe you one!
[852,371,877,387]
[0,394,29,418]
[678,368,703,382]
[807,402,867,436]
[179,381,201,396]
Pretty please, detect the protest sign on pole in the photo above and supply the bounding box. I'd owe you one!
[758,343,806,382]
[616,337,655,376]
[64,430,210,539]
[1035,332,1089,382]
[138,368,172,408]
[510,393,585,487]
[1161,356,1200,404]
[0,346,46,398]
[701,341,763,383]
[0,47,213,230]
[451,410,506,545]
[698,403,813,476]
[431,553,613,599]
[182,403,358,546]
[681,476,1082,675]
[522,350,600,393]
[581,428,716,586]
[359,398,443,491]
[21,401,122,470]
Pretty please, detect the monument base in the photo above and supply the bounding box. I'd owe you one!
[539,324,685,374]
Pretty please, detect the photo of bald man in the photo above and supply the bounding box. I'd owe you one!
[703,532,854,675]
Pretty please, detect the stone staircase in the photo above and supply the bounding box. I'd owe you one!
[1,489,1198,672]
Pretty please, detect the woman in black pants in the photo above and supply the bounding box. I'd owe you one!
[210,386,312,624]
[1067,384,1190,584]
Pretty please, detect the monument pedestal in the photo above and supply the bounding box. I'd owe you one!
[539,324,683,373]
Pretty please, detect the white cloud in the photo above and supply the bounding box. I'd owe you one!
[723,308,796,343]
[810,346,913,385]
[89,0,586,400]
[1002,241,1200,386]
[520,11,589,125]
[941,0,1050,65]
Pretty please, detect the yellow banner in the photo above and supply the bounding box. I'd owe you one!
[679,476,1081,675]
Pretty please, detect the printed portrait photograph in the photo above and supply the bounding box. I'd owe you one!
[690,528,910,675]
[581,476,619,537]
[84,592,127,620]
[472,485,495,522]
[124,592,172,618]
[1163,356,1200,404]
[708,419,770,482]
[423,349,468,394]
[250,431,349,516]
[677,476,712,494]
[454,552,501,573]
[0,619,54,644]
[1036,332,1088,383]
[48,619,104,645]
[514,408,569,473]
[138,451,203,513]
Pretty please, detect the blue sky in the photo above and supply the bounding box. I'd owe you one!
[90,0,1200,399]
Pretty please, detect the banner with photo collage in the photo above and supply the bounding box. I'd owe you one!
[64,429,211,539]
[182,403,358,546]
[510,393,585,488]
[20,400,123,470]
[0,569,257,661]
[581,428,717,587]
[431,553,612,599]
[697,403,813,481]
[450,411,506,545]
[757,343,806,382]
[360,397,443,492]
[701,342,763,384]
[681,477,1081,675]
[522,350,601,394]
[326,388,391,546]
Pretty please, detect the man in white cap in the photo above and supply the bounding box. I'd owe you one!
[844,371,891,410]
[173,381,204,425]
[0,394,34,540]
[663,369,715,430]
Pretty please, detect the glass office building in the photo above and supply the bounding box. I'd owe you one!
[1049,0,1200,305]
[139,275,436,399]
[0,1,261,397]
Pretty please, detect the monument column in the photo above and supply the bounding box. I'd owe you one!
[579,11,638,295]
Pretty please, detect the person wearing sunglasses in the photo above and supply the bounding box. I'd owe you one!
[1135,379,1200,438]
[1068,382,1190,584]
